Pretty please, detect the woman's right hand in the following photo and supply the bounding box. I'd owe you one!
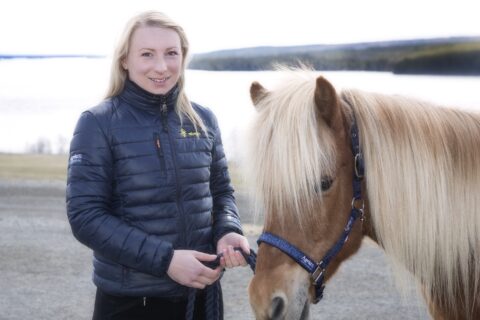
[166,250,222,289]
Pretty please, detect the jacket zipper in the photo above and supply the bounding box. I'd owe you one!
[161,99,188,248]
[161,102,168,132]
[153,132,166,175]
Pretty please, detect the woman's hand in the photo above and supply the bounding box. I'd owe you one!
[217,232,251,269]
[166,250,222,289]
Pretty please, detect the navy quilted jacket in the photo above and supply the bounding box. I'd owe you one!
[66,79,243,297]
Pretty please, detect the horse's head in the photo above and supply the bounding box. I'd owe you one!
[247,73,366,319]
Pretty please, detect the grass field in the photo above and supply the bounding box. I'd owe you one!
[0,153,68,180]
[0,153,245,186]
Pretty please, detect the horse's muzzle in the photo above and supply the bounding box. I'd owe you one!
[266,295,310,320]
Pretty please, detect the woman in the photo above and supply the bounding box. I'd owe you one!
[66,10,250,320]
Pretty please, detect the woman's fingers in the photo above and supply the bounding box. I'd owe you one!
[167,250,222,287]
[221,246,247,268]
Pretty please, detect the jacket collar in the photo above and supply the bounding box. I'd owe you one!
[120,78,179,113]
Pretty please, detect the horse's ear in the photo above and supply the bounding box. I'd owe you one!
[250,81,268,107]
[314,76,338,127]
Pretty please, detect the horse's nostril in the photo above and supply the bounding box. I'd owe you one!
[269,296,285,320]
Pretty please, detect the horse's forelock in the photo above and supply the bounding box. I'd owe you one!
[247,71,336,229]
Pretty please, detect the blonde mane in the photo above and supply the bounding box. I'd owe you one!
[343,89,480,313]
[246,71,336,229]
[247,69,480,316]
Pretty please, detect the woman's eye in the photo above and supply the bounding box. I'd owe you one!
[141,52,153,57]
[167,50,179,56]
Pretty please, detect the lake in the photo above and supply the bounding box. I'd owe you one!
[0,57,479,157]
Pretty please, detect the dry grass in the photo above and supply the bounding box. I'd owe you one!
[0,153,68,181]
[0,153,245,186]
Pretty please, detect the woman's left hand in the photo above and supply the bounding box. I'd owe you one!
[217,232,250,269]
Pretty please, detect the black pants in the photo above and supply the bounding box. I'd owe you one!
[92,288,210,320]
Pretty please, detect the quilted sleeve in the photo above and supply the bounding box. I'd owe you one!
[66,110,173,276]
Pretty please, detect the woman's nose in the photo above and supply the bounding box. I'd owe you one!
[154,57,167,72]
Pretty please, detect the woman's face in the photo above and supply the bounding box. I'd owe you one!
[123,26,183,95]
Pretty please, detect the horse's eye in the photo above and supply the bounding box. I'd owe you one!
[321,178,333,191]
[315,177,333,193]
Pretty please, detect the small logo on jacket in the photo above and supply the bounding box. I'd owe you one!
[180,128,200,138]
[69,153,84,165]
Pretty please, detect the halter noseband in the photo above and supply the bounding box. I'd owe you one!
[257,108,365,303]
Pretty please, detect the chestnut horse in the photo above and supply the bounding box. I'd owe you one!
[246,69,480,320]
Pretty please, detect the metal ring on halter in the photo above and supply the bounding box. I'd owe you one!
[351,197,364,212]
[351,198,365,221]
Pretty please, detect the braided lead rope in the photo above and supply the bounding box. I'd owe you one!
[243,249,257,272]
[185,288,197,320]
[202,248,257,272]
[184,248,257,319]
[205,281,220,319]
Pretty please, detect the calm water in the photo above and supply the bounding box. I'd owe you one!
[0,58,479,156]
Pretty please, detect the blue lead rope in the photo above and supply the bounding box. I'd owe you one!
[202,247,257,272]
[185,248,257,320]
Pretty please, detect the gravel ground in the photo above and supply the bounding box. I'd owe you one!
[0,180,430,319]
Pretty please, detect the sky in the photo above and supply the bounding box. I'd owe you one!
[0,0,479,55]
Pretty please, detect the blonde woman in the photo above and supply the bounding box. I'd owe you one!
[66,11,249,320]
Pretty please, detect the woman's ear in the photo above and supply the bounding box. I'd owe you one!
[121,59,128,70]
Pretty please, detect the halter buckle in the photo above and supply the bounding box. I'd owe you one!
[354,153,364,179]
[311,265,325,285]
[312,265,326,304]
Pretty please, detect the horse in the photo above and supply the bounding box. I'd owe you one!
[245,68,480,320]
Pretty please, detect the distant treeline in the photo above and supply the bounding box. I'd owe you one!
[0,54,104,59]
[188,37,480,75]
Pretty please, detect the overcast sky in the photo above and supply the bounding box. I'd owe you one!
[1,0,479,55]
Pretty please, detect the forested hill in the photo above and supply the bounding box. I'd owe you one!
[188,37,480,75]
[0,54,103,59]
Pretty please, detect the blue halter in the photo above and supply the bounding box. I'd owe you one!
[257,109,365,303]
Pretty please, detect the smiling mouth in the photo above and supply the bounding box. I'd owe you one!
[149,76,170,83]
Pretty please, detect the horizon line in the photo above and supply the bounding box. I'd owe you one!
[2,35,479,58]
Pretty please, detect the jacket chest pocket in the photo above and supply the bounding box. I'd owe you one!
[153,132,167,176]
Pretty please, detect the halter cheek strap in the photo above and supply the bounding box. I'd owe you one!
[257,109,364,303]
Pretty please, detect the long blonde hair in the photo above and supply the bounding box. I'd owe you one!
[343,88,480,315]
[105,11,206,132]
